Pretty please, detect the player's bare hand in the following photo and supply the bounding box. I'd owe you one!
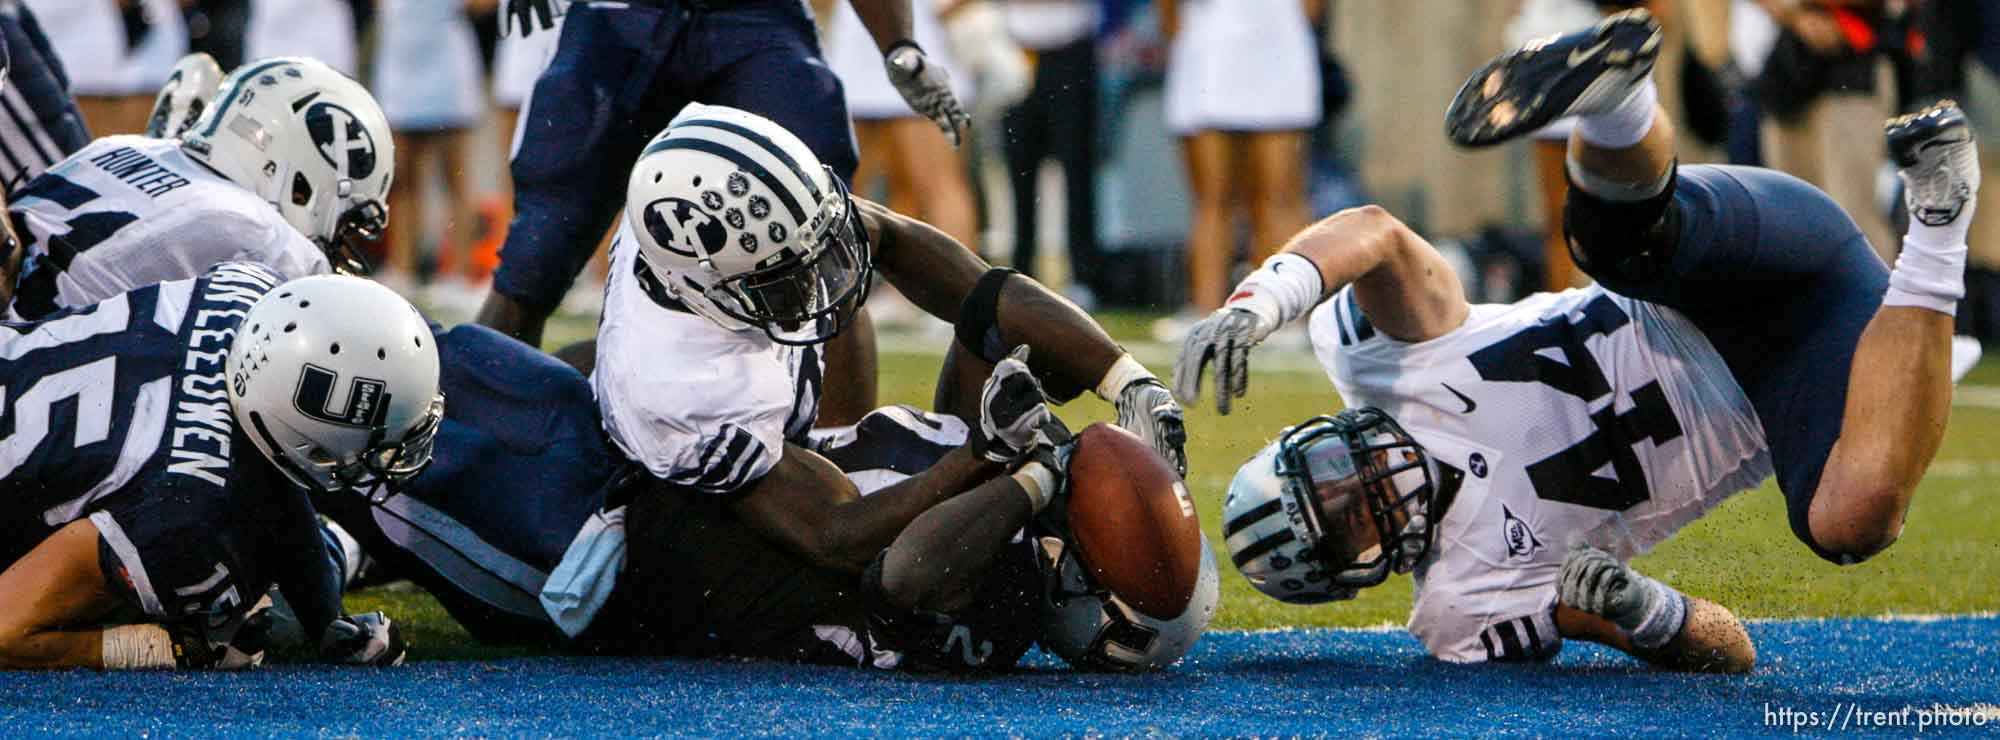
[319,612,407,667]
[1116,379,1188,477]
[1172,307,1275,416]
[500,0,566,38]
[885,42,972,147]
[974,346,1052,463]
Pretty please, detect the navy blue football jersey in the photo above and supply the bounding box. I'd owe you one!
[0,262,336,629]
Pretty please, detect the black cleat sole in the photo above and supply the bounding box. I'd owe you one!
[1444,9,1662,149]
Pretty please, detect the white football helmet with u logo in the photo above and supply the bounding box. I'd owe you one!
[624,104,871,345]
[227,275,444,494]
[182,57,394,274]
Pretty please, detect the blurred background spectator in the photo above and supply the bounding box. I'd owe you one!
[183,0,251,70]
[1159,0,1322,322]
[28,0,186,135]
[1920,0,2000,343]
[245,0,358,76]
[1750,0,1918,261]
[1001,0,1101,306]
[8,0,1998,354]
[373,0,489,308]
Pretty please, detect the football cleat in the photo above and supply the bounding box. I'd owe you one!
[1888,101,1980,229]
[1445,9,1662,148]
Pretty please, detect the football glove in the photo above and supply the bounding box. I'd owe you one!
[884,41,972,147]
[168,597,280,670]
[1557,542,1688,650]
[1115,378,1188,477]
[500,0,566,38]
[1172,307,1278,415]
[319,612,408,667]
[973,345,1051,464]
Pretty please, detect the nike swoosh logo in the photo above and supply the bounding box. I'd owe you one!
[1441,382,1477,414]
[1569,38,1611,67]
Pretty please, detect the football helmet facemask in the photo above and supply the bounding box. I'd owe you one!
[625,104,872,345]
[1223,408,1441,604]
[182,57,394,275]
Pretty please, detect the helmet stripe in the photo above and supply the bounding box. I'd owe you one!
[1230,529,1297,569]
[198,59,292,137]
[645,138,808,224]
[1222,498,1283,538]
[673,118,822,201]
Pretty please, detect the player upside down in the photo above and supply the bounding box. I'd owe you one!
[1176,10,1980,672]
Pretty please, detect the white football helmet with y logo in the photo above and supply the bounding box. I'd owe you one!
[183,56,394,274]
[623,103,871,345]
[227,275,444,494]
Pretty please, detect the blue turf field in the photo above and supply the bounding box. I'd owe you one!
[4,615,1994,737]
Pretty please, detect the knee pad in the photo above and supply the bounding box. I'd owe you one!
[1563,167,1682,284]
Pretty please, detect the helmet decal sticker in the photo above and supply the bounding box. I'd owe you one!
[293,363,391,428]
[643,197,728,258]
[305,102,378,179]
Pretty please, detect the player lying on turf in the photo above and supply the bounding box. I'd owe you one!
[567,104,1193,671]
[2,56,392,318]
[0,265,435,670]
[1176,10,1979,672]
[314,321,1215,672]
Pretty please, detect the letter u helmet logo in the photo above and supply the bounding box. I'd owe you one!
[293,364,391,428]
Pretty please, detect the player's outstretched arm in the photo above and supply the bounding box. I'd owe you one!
[0,520,268,670]
[731,348,1050,574]
[1555,544,1754,674]
[863,199,1187,474]
[1557,599,1755,674]
[1173,204,1470,414]
[0,520,119,669]
[731,444,998,575]
[853,0,971,144]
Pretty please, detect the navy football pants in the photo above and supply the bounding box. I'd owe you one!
[1574,164,1890,562]
[493,0,859,312]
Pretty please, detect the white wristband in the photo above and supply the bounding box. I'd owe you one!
[1094,353,1154,402]
[1226,253,1324,330]
[101,624,177,670]
[1012,461,1059,513]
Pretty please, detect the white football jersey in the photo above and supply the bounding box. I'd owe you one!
[1310,285,1774,663]
[8,135,330,319]
[594,221,824,495]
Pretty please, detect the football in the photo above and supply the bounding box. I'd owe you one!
[1064,422,1206,620]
